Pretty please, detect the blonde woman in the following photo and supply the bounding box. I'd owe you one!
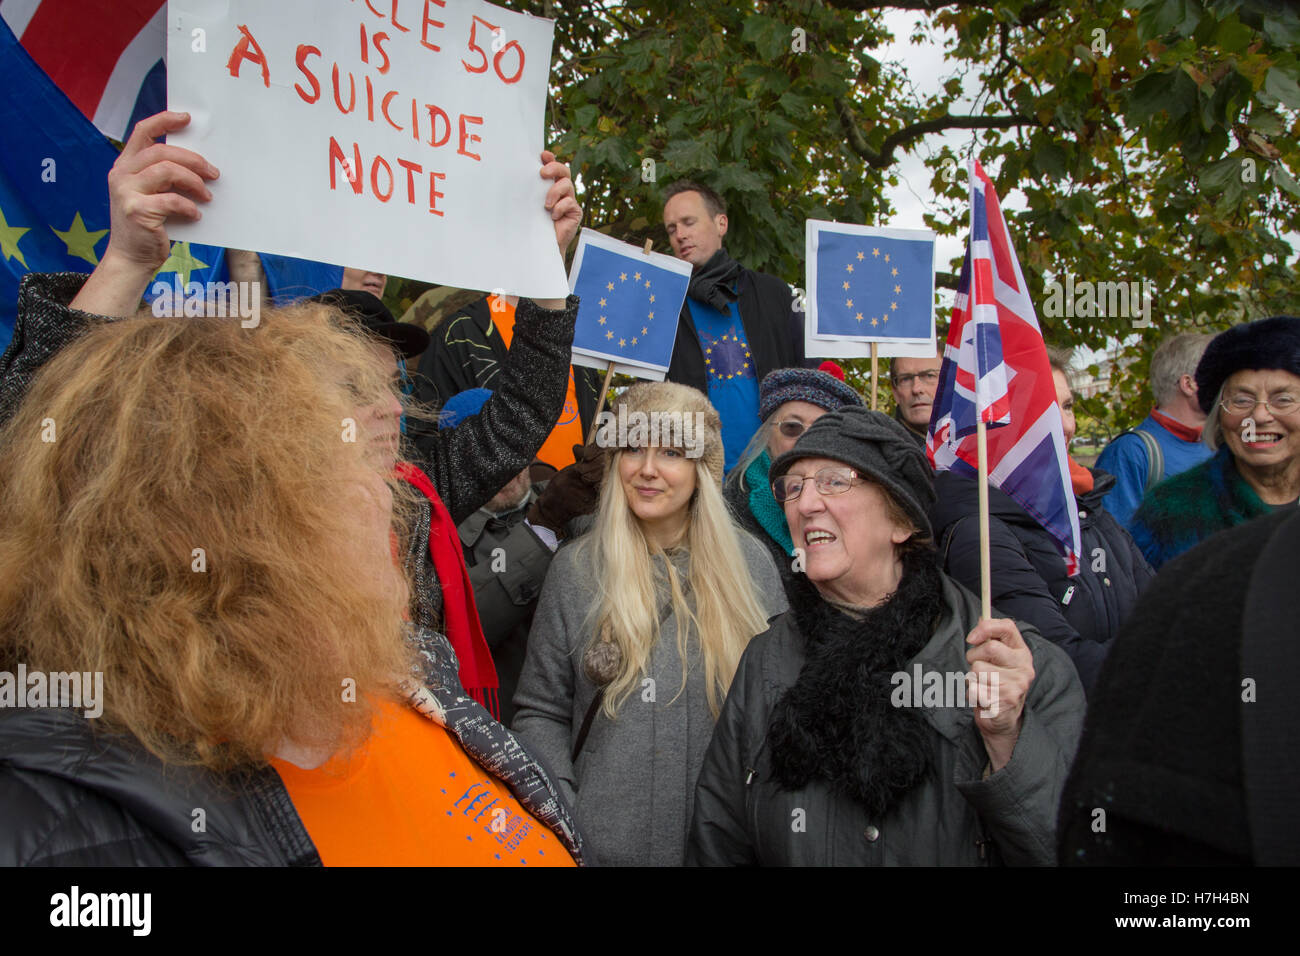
[512,382,786,865]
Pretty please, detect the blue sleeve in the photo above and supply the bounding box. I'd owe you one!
[1095,433,1148,530]
[1127,509,1168,571]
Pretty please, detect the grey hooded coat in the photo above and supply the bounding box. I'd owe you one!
[512,532,787,866]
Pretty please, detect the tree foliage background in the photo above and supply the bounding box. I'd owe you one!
[395,0,1300,433]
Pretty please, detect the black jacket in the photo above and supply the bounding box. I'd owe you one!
[410,295,602,451]
[459,490,556,726]
[1060,508,1300,865]
[688,574,1084,866]
[928,469,1155,694]
[0,628,586,866]
[667,267,804,392]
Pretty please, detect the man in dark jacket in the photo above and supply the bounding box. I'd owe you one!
[889,350,943,449]
[409,293,603,471]
[661,181,804,472]
[928,352,1155,693]
[929,471,1154,694]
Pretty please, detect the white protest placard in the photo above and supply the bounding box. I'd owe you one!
[566,229,692,382]
[166,0,567,299]
[804,220,936,359]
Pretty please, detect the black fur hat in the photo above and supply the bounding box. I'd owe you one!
[1195,316,1300,414]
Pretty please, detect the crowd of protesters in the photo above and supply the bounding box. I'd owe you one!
[0,108,1297,867]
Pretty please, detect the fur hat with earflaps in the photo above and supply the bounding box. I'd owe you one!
[599,381,725,484]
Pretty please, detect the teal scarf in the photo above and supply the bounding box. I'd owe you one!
[746,450,794,556]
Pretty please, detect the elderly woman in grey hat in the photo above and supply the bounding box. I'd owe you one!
[725,365,865,595]
[688,408,1086,866]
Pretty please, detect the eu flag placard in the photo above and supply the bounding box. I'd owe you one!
[0,16,120,350]
[0,17,345,352]
[567,229,692,381]
[806,221,935,345]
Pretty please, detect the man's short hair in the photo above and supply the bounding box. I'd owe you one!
[888,349,944,383]
[1045,345,1076,389]
[1149,332,1212,407]
[663,180,726,218]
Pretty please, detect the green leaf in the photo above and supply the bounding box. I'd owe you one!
[1263,65,1300,110]
[1273,163,1300,199]
[1199,155,1242,194]
[1250,110,1284,136]
[574,105,598,131]
[1033,142,1069,179]
[1261,10,1300,48]
[1214,14,1256,54]
[1128,72,1176,121]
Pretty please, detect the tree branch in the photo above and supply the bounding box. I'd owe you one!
[836,98,1038,168]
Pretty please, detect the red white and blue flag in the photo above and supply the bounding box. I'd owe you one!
[927,160,1082,577]
[1,0,167,142]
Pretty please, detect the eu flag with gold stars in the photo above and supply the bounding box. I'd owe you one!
[809,222,934,341]
[0,15,121,349]
[567,229,692,380]
[0,16,343,352]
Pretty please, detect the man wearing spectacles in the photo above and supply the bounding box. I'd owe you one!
[1096,333,1213,529]
[889,353,943,450]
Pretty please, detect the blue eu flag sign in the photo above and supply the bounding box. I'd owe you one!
[0,17,343,352]
[0,17,119,349]
[568,230,692,378]
[810,223,934,341]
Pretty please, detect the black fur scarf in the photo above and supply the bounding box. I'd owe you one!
[767,547,945,817]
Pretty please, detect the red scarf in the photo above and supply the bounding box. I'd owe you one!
[1150,408,1202,443]
[1068,456,1094,496]
[394,462,500,719]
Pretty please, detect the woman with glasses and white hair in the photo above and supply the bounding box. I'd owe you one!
[689,407,1085,866]
[512,382,787,866]
[1130,316,1300,569]
[724,366,864,599]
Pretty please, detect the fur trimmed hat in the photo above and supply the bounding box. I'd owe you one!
[1195,316,1300,414]
[604,381,725,484]
[759,367,865,421]
[770,406,936,539]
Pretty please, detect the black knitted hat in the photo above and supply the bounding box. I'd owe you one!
[759,367,865,421]
[310,288,430,359]
[770,406,936,539]
[1195,316,1300,414]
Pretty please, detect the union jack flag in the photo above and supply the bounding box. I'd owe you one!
[927,160,1081,577]
[1,0,167,142]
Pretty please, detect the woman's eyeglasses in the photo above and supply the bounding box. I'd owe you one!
[775,419,809,439]
[772,468,864,502]
[1219,393,1300,417]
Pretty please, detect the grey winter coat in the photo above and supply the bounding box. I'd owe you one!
[512,530,787,866]
[687,574,1085,866]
